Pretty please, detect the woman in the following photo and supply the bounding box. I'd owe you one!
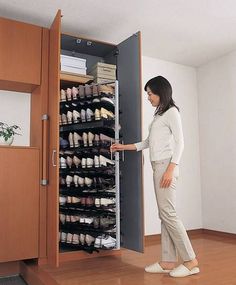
[110,76,199,278]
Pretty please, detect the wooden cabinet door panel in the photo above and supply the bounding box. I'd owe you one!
[0,147,39,262]
[0,17,42,87]
[47,10,61,267]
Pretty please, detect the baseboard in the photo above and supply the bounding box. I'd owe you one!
[202,228,236,240]
[0,261,20,277]
[20,261,59,285]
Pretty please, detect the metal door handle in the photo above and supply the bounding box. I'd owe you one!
[52,150,57,167]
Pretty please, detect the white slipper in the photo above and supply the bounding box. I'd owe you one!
[169,264,200,277]
[145,262,171,273]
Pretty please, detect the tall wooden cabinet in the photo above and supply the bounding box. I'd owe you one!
[46,10,144,266]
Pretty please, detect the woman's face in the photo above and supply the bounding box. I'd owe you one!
[146,86,160,107]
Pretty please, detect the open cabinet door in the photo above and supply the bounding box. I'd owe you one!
[117,32,144,252]
[47,10,61,267]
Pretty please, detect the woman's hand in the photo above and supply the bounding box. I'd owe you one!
[160,169,174,188]
[110,143,126,152]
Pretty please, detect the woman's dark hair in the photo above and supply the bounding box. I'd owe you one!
[144,76,179,115]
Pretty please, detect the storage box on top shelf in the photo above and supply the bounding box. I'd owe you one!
[60,55,87,75]
[89,62,116,83]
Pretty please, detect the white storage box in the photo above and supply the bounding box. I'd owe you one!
[61,64,87,75]
[60,55,86,69]
[89,62,116,79]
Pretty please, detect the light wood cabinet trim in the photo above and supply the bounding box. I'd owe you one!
[60,71,94,84]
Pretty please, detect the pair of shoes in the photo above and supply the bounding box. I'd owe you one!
[95,107,114,120]
[80,196,95,207]
[98,84,115,96]
[66,175,92,187]
[68,132,82,148]
[169,264,200,277]
[94,235,116,249]
[145,262,200,277]
[60,88,78,102]
[63,110,80,124]
[80,108,94,122]
[60,155,81,168]
[80,132,97,147]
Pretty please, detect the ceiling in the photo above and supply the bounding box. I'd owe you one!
[1,0,236,67]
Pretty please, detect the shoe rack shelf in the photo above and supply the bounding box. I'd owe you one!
[59,78,120,254]
[60,71,94,85]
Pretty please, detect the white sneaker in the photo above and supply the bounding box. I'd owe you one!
[72,110,80,123]
[60,157,67,168]
[87,157,94,168]
[66,175,73,187]
[82,132,88,147]
[74,132,82,147]
[68,132,74,148]
[72,87,78,100]
[94,235,116,249]
[85,177,93,187]
[73,155,81,168]
[67,111,73,124]
[88,132,94,146]
[81,109,86,122]
[99,155,115,167]
[94,155,100,168]
[66,88,72,101]
[66,156,73,168]
[86,108,94,121]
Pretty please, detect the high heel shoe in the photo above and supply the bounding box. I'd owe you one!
[68,132,74,148]
[100,108,114,120]
[67,111,73,124]
[66,88,72,101]
[72,86,78,100]
[66,175,73,187]
[78,85,85,99]
[81,109,86,122]
[60,157,67,169]
[73,175,79,187]
[95,109,101,120]
[94,155,100,168]
[85,177,93,187]
[88,132,94,146]
[99,155,115,167]
[82,132,88,147]
[85,84,92,98]
[66,156,73,168]
[86,108,94,121]
[61,113,68,125]
[72,110,80,123]
[73,155,81,168]
[74,132,82,147]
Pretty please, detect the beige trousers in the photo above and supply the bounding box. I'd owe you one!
[152,158,196,262]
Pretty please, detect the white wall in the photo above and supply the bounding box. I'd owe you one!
[142,56,202,235]
[0,90,31,146]
[197,51,236,233]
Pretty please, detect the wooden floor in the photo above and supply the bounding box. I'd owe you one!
[39,232,236,285]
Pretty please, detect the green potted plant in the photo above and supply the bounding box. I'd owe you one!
[0,122,21,145]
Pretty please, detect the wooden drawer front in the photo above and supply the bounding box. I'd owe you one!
[0,18,42,86]
[0,147,39,262]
